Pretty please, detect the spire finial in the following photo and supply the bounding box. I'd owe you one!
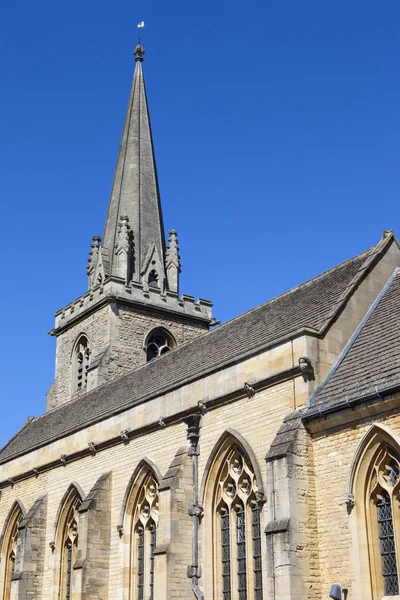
[134,22,146,62]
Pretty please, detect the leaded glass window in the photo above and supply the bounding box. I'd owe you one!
[221,505,232,600]
[369,445,400,597]
[132,473,159,600]
[236,503,247,600]
[215,446,263,600]
[252,504,263,600]
[60,496,81,600]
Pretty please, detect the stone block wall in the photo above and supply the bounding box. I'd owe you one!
[0,373,304,599]
[308,404,400,600]
[47,300,208,411]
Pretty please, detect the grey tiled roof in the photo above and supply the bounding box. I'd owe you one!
[0,237,392,464]
[304,268,400,419]
[266,410,303,461]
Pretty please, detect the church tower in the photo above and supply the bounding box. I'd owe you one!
[47,41,213,411]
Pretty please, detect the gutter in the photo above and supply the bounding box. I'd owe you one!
[302,381,400,424]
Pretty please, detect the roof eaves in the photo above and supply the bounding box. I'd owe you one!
[302,380,400,423]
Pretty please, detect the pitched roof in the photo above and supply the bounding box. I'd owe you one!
[303,267,400,420]
[0,234,395,464]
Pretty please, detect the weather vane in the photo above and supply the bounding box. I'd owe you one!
[134,21,146,61]
[137,21,145,43]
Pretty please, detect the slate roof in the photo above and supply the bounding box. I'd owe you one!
[265,410,303,461]
[0,234,395,464]
[304,268,400,420]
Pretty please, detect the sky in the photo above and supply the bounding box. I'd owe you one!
[0,1,399,446]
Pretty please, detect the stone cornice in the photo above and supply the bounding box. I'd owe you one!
[0,364,301,488]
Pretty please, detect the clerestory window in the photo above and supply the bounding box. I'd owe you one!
[74,336,90,392]
[145,328,175,362]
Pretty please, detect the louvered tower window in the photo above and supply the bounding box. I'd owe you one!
[215,447,263,600]
[74,336,90,392]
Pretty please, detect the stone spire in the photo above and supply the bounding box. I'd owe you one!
[101,41,166,289]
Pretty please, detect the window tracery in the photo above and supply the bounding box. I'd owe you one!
[59,495,81,600]
[2,505,23,600]
[368,445,400,596]
[145,328,175,362]
[215,446,263,600]
[74,336,90,392]
[131,472,159,600]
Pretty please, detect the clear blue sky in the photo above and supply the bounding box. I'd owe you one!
[1,1,399,446]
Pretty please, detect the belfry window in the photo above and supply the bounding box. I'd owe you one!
[74,336,90,392]
[368,445,400,596]
[2,504,23,600]
[215,447,263,600]
[132,473,159,600]
[145,328,175,362]
[148,270,159,288]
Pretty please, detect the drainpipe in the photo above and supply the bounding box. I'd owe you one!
[183,414,204,600]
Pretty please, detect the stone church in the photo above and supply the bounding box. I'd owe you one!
[1,40,400,600]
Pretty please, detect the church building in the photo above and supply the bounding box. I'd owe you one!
[1,38,400,600]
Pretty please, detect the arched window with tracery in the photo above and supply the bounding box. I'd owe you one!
[367,445,400,597]
[214,446,263,600]
[73,335,90,392]
[1,502,24,600]
[122,468,159,600]
[55,487,82,600]
[145,328,175,362]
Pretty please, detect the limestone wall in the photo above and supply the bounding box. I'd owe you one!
[0,340,310,599]
[308,402,400,600]
[48,301,208,412]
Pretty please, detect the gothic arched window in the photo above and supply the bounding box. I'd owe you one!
[55,487,82,600]
[145,328,175,362]
[214,446,263,600]
[368,445,400,596]
[74,335,90,392]
[1,502,24,600]
[130,471,159,599]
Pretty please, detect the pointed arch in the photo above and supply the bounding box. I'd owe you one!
[348,423,400,496]
[201,429,265,600]
[54,482,85,533]
[53,482,84,600]
[120,458,162,600]
[119,457,162,527]
[71,334,91,392]
[0,500,25,600]
[0,500,26,550]
[199,428,264,507]
[350,423,400,598]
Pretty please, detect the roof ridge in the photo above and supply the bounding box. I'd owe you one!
[207,243,375,334]
[22,241,378,425]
